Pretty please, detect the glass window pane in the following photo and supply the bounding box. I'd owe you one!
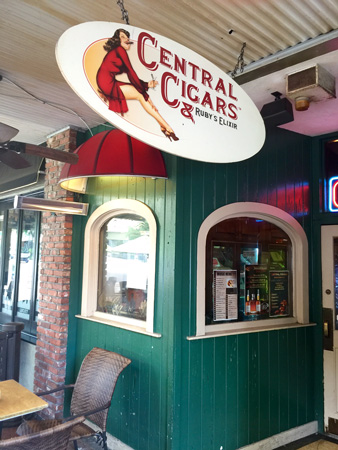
[2,210,19,316]
[206,217,292,324]
[34,227,43,323]
[98,213,149,321]
[0,210,4,270]
[17,210,39,320]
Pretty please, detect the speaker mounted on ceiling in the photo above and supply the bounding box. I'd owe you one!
[260,91,294,128]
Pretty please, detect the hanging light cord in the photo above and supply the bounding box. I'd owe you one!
[1,75,93,136]
[117,0,130,25]
[231,42,246,78]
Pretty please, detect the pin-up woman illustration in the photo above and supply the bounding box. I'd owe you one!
[96,28,179,141]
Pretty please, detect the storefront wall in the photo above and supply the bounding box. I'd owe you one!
[173,127,318,450]
[69,126,178,450]
[69,126,323,450]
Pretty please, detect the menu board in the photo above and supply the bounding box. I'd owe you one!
[244,265,269,316]
[213,270,238,321]
[269,271,289,316]
[239,246,259,294]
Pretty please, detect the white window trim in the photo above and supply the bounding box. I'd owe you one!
[195,202,309,337]
[80,199,157,335]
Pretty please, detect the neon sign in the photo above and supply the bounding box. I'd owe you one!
[329,176,338,212]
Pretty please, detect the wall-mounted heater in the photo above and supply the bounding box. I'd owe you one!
[14,195,89,216]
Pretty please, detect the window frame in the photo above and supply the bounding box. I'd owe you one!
[195,202,309,337]
[80,199,158,336]
[0,200,41,343]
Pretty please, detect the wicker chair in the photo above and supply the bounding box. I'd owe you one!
[0,415,85,449]
[18,347,131,450]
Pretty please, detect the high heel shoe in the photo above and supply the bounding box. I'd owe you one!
[161,127,179,142]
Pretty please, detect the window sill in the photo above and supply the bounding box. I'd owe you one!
[76,315,162,338]
[187,321,316,340]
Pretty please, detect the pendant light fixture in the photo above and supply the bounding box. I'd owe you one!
[58,129,168,194]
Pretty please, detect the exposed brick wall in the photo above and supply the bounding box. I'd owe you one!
[33,127,78,419]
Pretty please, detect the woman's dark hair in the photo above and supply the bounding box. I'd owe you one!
[103,28,130,52]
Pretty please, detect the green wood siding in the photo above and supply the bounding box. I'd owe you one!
[172,128,316,449]
[69,126,322,450]
[70,143,178,450]
[176,328,314,449]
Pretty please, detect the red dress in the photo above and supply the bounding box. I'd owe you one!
[96,46,149,114]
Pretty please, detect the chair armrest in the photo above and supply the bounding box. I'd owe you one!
[70,400,112,420]
[36,384,75,397]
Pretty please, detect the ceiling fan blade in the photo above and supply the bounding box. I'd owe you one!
[0,148,31,169]
[0,122,19,144]
[8,142,79,165]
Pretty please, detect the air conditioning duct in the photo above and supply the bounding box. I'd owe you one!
[286,64,336,111]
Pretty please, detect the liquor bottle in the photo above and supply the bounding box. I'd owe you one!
[245,290,250,315]
[256,289,261,314]
[250,293,256,314]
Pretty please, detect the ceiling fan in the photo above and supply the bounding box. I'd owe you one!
[0,122,78,169]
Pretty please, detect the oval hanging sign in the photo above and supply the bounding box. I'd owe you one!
[56,22,265,163]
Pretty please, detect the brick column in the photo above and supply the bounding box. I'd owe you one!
[33,127,78,419]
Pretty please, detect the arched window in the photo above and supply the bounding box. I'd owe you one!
[195,203,309,337]
[81,199,158,335]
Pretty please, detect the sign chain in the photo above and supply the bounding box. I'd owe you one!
[231,42,246,78]
[117,0,130,25]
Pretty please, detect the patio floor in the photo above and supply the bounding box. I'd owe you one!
[298,440,338,449]
[277,434,338,450]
